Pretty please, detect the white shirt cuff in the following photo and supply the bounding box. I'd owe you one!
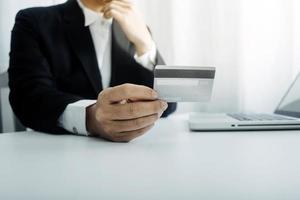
[58,100,97,136]
[134,41,157,71]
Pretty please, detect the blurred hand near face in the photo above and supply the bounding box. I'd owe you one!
[101,0,154,56]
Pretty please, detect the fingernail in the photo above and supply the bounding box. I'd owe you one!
[161,101,168,110]
[152,91,159,99]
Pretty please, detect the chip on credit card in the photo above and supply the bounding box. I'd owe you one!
[153,66,216,102]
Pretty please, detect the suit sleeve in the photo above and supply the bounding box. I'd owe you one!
[8,10,82,134]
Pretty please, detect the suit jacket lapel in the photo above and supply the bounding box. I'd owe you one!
[62,0,103,93]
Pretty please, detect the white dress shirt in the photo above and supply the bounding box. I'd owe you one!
[58,0,157,136]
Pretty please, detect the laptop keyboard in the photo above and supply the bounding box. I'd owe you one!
[227,113,295,121]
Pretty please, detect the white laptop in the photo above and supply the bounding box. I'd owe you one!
[189,73,300,131]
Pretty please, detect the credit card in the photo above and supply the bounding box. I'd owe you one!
[154,66,216,102]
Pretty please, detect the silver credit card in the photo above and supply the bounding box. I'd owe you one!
[154,66,216,102]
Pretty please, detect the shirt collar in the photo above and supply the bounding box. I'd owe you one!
[77,0,112,27]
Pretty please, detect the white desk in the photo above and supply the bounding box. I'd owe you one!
[1,114,300,200]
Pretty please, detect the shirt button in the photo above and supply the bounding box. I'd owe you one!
[73,127,78,134]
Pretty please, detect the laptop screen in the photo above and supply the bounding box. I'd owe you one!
[275,73,300,118]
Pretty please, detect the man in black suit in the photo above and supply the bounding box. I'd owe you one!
[8,0,176,142]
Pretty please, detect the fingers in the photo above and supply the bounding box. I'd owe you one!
[102,0,130,13]
[106,100,168,120]
[102,0,133,19]
[100,84,158,104]
[105,0,132,7]
[110,124,155,143]
[109,113,159,133]
[102,4,126,20]
[103,2,128,14]
[114,0,131,3]
[108,0,131,8]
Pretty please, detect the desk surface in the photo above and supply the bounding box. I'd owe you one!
[1,114,300,200]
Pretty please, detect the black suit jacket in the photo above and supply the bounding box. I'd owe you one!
[8,0,177,134]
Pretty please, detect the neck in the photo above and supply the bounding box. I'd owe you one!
[80,0,105,12]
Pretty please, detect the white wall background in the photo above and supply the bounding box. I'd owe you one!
[136,0,300,113]
[1,0,300,118]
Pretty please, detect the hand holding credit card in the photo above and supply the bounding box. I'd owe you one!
[154,66,216,102]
